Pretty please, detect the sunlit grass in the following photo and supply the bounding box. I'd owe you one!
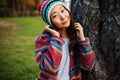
[0,17,46,80]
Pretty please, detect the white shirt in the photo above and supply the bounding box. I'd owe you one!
[58,39,70,80]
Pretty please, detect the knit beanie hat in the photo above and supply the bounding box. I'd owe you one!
[37,0,66,26]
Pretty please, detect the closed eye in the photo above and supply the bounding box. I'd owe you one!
[52,14,59,18]
[61,9,65,13]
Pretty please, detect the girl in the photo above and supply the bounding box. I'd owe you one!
[35,0,95,80]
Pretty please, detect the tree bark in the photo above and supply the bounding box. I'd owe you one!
[12,0,17,17]
[71,0,120,80]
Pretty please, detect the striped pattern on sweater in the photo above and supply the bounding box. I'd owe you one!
[35,33,95,80]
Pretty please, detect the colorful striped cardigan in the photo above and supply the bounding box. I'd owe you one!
[35,33,95,80]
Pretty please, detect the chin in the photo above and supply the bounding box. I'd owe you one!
[62,24,69,28]
[60,22,70,28]
[65,22,70,27]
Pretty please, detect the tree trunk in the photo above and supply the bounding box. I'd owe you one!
[12,0,17,17]
[71,0,120,80]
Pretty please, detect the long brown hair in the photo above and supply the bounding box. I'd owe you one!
[51,7,80,53]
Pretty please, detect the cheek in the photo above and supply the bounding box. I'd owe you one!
[65,11,70,21]
[51,18,61,26]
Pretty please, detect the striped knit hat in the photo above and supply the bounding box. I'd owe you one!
[37,0,66,26]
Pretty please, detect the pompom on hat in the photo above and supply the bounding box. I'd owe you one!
[37,0,66,26]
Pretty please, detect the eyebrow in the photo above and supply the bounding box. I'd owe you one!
[51,12,57,16]
[60,6,63,9]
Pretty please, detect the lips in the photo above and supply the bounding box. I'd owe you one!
[62,20,67,25]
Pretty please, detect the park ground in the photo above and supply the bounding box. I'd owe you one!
[0,17,45,80]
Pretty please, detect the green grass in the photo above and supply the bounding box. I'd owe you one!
[0,17,46,80]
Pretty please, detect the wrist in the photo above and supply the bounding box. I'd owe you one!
[79,36,85,40]
[79,33,85,40]
[53,34,60,37]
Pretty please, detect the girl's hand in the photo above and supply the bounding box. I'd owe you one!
[45,25,60,37]
[74,23,85,40]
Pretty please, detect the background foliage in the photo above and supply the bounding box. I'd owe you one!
[0,0,43,17]
[0,17,46,80]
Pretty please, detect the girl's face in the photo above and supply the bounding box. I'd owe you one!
[50,4,70,29]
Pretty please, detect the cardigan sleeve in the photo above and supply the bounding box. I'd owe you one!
[35,34,64,74]
[78,37,95,70]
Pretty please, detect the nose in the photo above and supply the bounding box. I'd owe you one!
[60,13,65,20]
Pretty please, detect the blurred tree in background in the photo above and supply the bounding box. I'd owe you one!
[0,0,42,17]
[26,0,35,16]
[0,0,8,17]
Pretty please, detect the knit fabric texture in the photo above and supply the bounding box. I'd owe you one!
[37,0,66,26]
[35,33,95,80]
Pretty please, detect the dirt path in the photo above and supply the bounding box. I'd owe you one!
[0,20,20,29]
[0,20,20,44]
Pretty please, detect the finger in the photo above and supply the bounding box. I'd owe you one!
[45,25,53,31]
[74,24,79,28]
[74,22,80,24]
[45,26,58,35]
[45,25,50,29]
[74,23,80,26]
[74,23,83,29]
[45,27,54,33]
[74,24,81,29]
